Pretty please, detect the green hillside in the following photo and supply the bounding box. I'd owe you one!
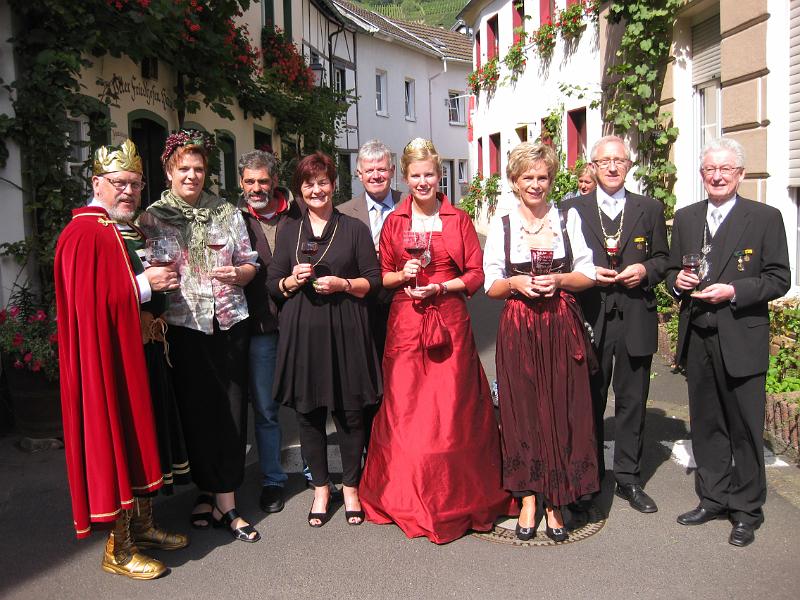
[350,0,468,29]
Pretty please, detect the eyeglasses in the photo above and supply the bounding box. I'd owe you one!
[360,168,390,176]
[700,165,741,177]
[103,177,146,191]
[593,158,630,170]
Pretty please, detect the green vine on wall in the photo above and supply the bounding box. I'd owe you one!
[605,0,682,216]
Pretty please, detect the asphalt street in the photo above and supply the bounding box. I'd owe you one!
[1,289,799,600]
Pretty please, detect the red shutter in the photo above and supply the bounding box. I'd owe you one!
[539,0,552,25]
[513,2,524,43]
[489,133,501,175]
[567,108,587,167]
[487,16,498,59]
[477,137,484,177]
[475,31,481,69]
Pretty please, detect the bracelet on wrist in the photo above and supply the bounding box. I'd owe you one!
[343,278,352,292]
[508,278,518,296]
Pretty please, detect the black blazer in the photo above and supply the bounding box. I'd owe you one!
[563,190,670,357]
[665,197,790,378]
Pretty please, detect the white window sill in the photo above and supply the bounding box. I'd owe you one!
[449,121,466,127]
[376,111,390,118]
[405,116,416,122]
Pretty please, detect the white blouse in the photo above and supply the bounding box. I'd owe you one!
[483,202,596,290]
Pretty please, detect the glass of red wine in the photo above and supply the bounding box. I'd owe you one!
[300,241,319,279]
[682,253,701,276]
[145,236,181,293]
[530,248,554,275]
[206,222,228,269]
[402,231,426,288]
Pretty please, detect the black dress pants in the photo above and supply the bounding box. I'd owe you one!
[686,326,766,527]
[297,407,365,487]
[591,310,653,485]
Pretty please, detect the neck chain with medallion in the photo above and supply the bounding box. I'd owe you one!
[295,213,339,266]
[597,200,625,250]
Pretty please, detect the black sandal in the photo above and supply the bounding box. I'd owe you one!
[190,494,214,530]
[212,506,261,543]
[307,497,332,528]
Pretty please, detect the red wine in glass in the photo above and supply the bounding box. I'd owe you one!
[682,253,701,276]
[301,241,319,278]
[206,223,228,268]
[530,248,554,275]
[402,231,426,287]
[144,236,181,292]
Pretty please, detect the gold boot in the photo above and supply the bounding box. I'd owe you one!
[131,496,189,550]
[101,511,167,580]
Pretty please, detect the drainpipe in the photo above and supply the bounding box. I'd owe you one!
[427,57,448,141]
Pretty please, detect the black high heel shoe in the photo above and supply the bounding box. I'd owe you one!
[308,495,333,528]
[515,498,544,541]
[544,507,569,543]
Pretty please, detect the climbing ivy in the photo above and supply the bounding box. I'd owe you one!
[605,0,683,216]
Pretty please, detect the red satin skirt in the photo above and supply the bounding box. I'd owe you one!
[496,292,599,506]
[360,285,512,544]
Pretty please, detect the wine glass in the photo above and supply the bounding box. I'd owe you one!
[682,253,701,276]
[206,222,228,268]
[300,241,319,279]
[530,248,554,275]
[402,231,426,288]
[144,236,181,293]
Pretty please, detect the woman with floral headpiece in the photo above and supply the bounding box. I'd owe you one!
[358,138,512,544]
[137,129,261,543]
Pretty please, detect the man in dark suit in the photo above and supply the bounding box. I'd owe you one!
[239,150,301,514]
[563,135,669,514]
[667,137,790,547]
[337,139,402,358]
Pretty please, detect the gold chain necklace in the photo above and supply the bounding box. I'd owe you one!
[295,213,340,266]
[597,199,625,248]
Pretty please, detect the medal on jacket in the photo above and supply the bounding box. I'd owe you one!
[605,237,620,268]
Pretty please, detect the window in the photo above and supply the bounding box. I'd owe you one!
[334,67,346,94]
[489,133,501,175]
[376,70,388,115]
[539,0,554,25]
[141,57,158,81]
[254,128,273,153]
[458,160,468,183]
[283,0,292,41]
[516,125,528,142]
[475,31,481,69]
[695,80,721,201]
[477,137,484,176]
[217,133,237,195]
[487,15,499,60]
[513,1,525,44]
[439,160,451,197]
[263,0,274,26]
[404,79,416,120]
[567,107,587,167]
[66,117,90,180]
[540,117,553,146]
[447,92,466,125]
[692,14,722,204]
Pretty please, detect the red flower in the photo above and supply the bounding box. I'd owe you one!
[23,352,32,363]
[0,309,6,324]
[13,360,23,370]
[35,310,47,321]
[49,334,59,345]
[190,23,201,32]
[9,306,19,317]
[31,361,42,373]
[12,332,23,347]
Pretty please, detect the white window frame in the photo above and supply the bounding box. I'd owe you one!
[334,66,346,95]
[404,78,416,121]
[376,70,388,116]
[447,92,467,125]
[439,160,451,197]
[693,79,721,204]
[457,160,468,183]
[66,116,90,180]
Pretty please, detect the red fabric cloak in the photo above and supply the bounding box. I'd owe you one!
[55,206,163,538]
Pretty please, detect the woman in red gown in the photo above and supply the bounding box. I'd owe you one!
[359,138,511,544]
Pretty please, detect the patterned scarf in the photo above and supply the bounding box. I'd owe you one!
[146,189,238,269]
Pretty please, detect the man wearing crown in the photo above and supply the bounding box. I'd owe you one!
[55,139,186,579]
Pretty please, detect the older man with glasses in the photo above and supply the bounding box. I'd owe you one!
[563,135,669,516]
[666,137,790,547]
[56,140,185,579]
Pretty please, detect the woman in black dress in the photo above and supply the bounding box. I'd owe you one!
[267,152,382,527]
[483,142,599,542]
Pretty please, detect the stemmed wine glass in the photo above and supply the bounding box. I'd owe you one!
[402,231,427,288]
[206,222,228,268]
[300,241,319,279]
[144,236,181,293]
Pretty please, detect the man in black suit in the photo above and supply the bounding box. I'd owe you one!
[563,135,669,514]
[667,137,790,547]
[337,139,402,358]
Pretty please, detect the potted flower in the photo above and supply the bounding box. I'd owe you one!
[0,286,61,439]
[533,21,557,59]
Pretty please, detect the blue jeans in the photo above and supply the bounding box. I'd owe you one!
[249,333,287,487]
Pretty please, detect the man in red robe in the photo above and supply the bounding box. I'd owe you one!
[55,139,185,580]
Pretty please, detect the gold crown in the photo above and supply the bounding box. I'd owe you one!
[93,139,143,176]
[404,137,436,154]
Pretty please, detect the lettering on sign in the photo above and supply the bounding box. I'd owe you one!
[98,74,175,112]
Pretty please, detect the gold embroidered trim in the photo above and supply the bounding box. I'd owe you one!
[90,507,124,519]
[131,476,164,492]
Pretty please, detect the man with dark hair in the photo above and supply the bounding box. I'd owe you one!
[668,137,790,547]
[239,149,300,513]
[563,135,669,514]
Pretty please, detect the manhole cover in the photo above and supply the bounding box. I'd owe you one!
[472,505,606,546]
